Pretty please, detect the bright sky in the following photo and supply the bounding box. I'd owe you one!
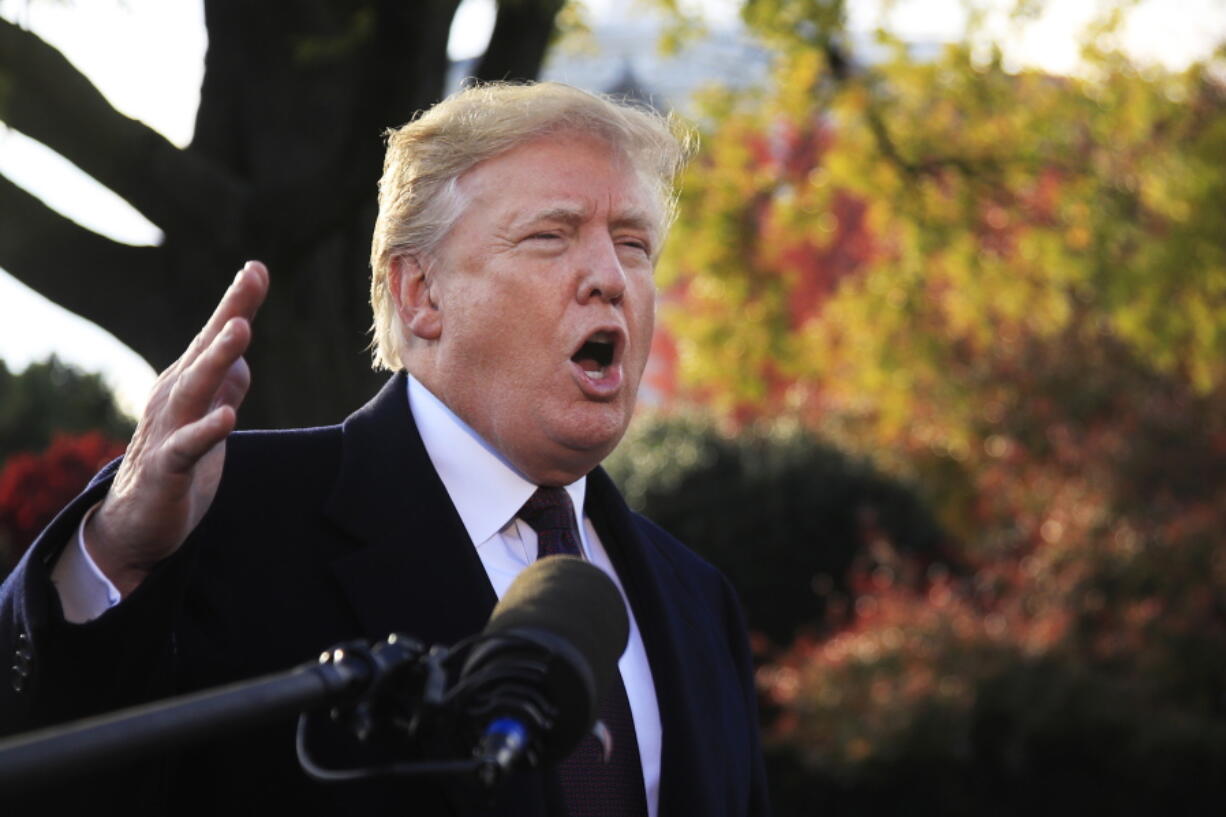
[0,0,1222,416]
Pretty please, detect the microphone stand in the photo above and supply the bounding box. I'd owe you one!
[0,633,482,794]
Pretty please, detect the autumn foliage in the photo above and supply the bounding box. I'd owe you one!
[754,334,1226,813]
[640,0,1226,811]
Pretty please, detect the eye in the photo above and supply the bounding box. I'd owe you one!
[617,237,652,256]
[529,231,563,242]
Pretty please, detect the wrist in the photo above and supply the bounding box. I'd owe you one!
[83,509,154,598]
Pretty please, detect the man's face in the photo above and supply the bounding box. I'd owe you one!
[410,132,660,485]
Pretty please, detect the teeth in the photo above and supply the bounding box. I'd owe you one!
[584,369,605,380]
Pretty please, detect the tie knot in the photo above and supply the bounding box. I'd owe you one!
[519,486,576,534]
[519,487,582,559]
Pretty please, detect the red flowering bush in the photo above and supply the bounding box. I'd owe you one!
[0,432,127,574]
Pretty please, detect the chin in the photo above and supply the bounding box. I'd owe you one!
[550,408,631,466]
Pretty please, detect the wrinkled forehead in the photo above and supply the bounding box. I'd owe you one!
[456,130,668,234]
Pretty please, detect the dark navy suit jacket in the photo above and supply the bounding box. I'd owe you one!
[0,373,769,816]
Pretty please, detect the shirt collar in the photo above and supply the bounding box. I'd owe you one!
[407,375,587,547]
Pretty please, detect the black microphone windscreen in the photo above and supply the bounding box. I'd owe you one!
[458,555,630,763]
[483,555,630,707]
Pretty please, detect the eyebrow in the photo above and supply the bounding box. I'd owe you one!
[517,206,586,229]
[610,210,659,236]
[514,205,660,236]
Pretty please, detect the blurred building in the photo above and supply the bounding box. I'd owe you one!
[450,17,775,114]
[540,18,773,112]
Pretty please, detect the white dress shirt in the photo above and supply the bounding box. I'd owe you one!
[51,375,662,816]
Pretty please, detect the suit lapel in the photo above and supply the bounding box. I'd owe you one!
[323,373,498,648]
[585,468,722,817]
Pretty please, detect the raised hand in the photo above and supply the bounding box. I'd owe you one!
[83,261,270,596]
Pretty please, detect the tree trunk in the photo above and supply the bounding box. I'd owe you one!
[0,0,564,428]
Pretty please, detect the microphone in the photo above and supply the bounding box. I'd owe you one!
[454,555,630,787]
[0,557,630,793]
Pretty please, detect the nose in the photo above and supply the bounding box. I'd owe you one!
[576,236,627,306]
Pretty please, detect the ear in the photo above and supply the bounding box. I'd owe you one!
[390,254,442,341]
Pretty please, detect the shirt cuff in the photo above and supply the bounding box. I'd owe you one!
[50,503,122,623]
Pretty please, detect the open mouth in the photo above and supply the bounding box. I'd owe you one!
[571,330,618,380]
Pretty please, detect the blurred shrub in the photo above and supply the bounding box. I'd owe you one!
[0,431,127,574]
[760,548,1226,816]
[755,331,1226,815]
[605,414,945,646]
[0,356,135,461]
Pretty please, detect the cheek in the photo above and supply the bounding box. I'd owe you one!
[444,277,522,359]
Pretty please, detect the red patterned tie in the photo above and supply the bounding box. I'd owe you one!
[517,487,648,817]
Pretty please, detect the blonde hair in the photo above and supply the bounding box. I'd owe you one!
[368,81,696,370]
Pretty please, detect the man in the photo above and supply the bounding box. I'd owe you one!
[0,82,769,816]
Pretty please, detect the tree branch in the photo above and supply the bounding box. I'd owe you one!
[0,18,247,250]
[861,84,1002,182]
[0,172,175,362]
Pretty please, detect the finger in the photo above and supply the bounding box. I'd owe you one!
[211,356,252,413]
[169,316,253,422]
[161,404,237,475]
[181,261,270,368]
